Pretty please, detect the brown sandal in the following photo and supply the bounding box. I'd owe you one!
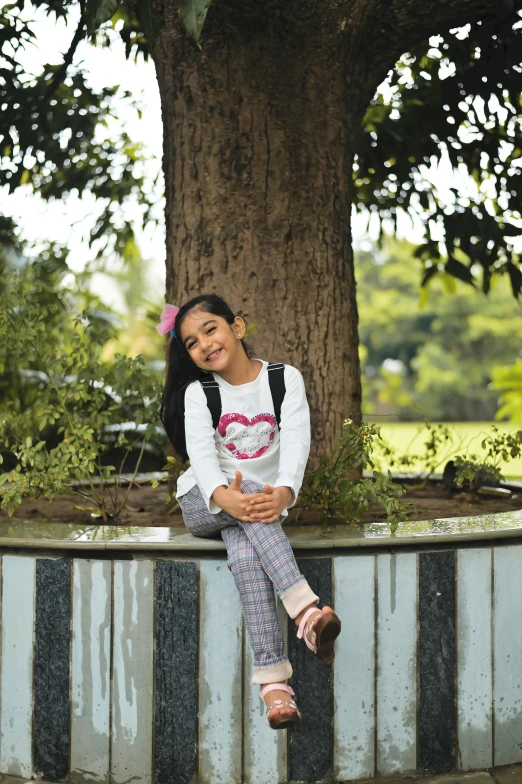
[297,605,341,663]
[260,683,301,730]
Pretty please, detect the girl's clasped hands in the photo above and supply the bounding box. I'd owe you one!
[212,470,293,524]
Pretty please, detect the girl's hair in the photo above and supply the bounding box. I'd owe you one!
[160,293,251,460]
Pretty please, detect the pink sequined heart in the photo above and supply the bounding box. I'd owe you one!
[218,413,277,459]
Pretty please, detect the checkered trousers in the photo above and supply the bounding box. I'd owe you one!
[178,480,307,679]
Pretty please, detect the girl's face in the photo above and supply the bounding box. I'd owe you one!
[179,308,245,372]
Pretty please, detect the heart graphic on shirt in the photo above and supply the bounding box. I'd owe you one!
[217,413,277,460]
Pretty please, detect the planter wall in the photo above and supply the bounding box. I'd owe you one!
[0,514,521,784]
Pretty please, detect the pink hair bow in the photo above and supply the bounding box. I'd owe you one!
[156,304,180,336]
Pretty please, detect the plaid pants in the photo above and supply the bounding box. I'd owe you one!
[178,480,319,684]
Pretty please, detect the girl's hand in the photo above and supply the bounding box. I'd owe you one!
[212,471,257,522]
[245,485,293,523]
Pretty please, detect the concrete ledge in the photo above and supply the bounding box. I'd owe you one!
[0,761,519,784]
[1,504,522,783]
[0,508,521,550]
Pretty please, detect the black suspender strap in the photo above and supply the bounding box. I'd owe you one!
[200,379,221,430]
[267,363,286,429]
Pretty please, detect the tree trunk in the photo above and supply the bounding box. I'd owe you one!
[148,0,504,465]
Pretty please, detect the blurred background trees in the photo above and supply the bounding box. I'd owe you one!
[356,238,522,423]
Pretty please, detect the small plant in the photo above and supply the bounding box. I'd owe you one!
[0,254,164,521]
[297,419,408,532]
[372,420,522,490]
[453,427,522,488]
[372,420,464,479]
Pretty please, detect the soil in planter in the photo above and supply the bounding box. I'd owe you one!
[1,481,522,527]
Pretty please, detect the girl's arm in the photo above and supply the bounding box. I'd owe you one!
[274,365,311,506]
[184,381,229,513]
[245,367,310,522]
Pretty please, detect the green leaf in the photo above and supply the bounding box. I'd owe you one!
[421,264,439,288]
[176,0,212,46]
[445,256,475,287]
[85,0,123,35]
[136,0,162,42]
[506,262,522,299]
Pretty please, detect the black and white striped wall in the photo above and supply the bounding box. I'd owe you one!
[0,544,521,784]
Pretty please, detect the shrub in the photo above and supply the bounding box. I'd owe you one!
[373,421,460,479]
[453,426,522,487]
[297,419,408,532]
[0,254,163,520]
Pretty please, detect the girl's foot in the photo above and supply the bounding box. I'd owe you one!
[260,683,301,730]
[296,605,341,662]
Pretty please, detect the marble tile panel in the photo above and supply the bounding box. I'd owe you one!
[111,560,154,784]
[199,561,242,784]
[493,546,522,765]
[334,554,376,780]
[70,559,111,784]
[154,560,198,784]
[33,558,71,782]
[0,556,35,779]
[288,557,333,783]
[243,594,287,784]
[457,549,492,770]
[376,552,417,774]
[418,551,457,774]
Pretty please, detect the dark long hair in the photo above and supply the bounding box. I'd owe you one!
[160,293,251,460]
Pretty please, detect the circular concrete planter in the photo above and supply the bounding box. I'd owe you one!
[0,510,521,783]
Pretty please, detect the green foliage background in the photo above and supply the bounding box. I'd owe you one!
[357,238,522,422]
[0,249,165,518]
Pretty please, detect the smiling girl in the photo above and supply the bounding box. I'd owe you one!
[159,293,341,729]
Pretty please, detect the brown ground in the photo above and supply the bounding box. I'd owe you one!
[1,481,521,527]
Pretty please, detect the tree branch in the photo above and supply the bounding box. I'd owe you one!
[341,0,520,104]
[382,0,515,49]
[43,0,87,102]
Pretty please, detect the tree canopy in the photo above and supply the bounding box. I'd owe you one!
[1,1,522,294]
[356,15,522,296]
[1,0,157,265]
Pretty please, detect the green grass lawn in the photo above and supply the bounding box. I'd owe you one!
[368,420,522,480]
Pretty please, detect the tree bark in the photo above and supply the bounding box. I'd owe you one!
[148,0,505,465]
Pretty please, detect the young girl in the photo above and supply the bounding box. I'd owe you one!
[158,293,341,730]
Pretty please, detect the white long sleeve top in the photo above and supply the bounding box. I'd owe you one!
[176,359,311,515]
